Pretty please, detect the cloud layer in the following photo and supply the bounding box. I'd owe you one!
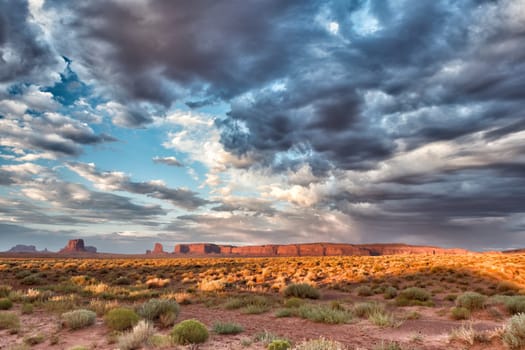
[1,0,524,252]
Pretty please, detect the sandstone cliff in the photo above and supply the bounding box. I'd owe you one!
[172,242,470,256]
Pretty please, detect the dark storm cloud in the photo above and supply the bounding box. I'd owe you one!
[67,162,210,210]
[0,0,57,84]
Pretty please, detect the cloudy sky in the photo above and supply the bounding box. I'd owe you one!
[1,0,524,253]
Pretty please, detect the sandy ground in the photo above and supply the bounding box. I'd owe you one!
[0,301,508,350]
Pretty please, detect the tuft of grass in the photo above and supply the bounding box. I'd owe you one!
[213,321,243,334]
[353,302,384,318]
[297,304,353,324]
[118,320,155,350]
[61,309,97,330]
[373,341,404,350]
[105,307,139,331]
[267,339,291,350]
[368,310,400,328]
[395,287,433,307]
[0,298,13,310]
[451,306,470,320]
[293,337,344,350]
[23,334,45,346]
[283,297,305,308]
[449,323,476,345]
[275,308,293,318]
[138,298,180,328]
[170,319,209,346]
[0,285,12,298]
[383,286,398,300]
[243,303,271,314]
[21,303,33,315]
[455,292,486,311]
[283,283,320,299]
[503,313,525,349]
[0,312,20,333]
[148,333,173,348]
[503,296,525,315]
[355,285,373,297]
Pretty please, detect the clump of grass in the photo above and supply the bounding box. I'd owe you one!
[20,275,42,286]
[254,330,281,345]
[294,337,344,350]
[213,321,243,334]
[0,312,20,333]
[21,303,33,315]
[267,339,291,350]
[455,292,486,311]
[503,296,525,315]
[355,285,373,297]
[503,313,525,349]
[61,309,97,330]
[374,341,404,350]
[0,285,12,298]
[170,319,209,347]
[105,308,140,331]
[283,297,304,308]
[0,298,13,310]
[353,302,384,318]
[383,287,398,299]
[148,333,173,348]
[23,334,45,346]
[224,295,273,314]
[395,287,433,306]
[283,283,320,299]
[449,323,476,345]
[297,304,353,324]
[445,294,457,302]
[368,310,400,328]
[118,320,155,350]
[275,308,293,318]
[451,307,470,320]
[138,298,180,328]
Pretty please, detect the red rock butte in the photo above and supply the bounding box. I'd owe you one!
[165,242,470,256]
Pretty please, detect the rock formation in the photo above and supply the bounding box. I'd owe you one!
[59,239,97,254]
[146,243,167,255]
[7,244,38,253]
[171,242,470,256]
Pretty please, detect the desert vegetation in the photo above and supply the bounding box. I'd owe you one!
[0,253,524,348]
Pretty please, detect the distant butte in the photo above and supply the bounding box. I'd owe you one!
[59,239,97,254]
[145,242,471,257]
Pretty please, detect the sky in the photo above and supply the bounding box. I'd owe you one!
[1,0,525,253]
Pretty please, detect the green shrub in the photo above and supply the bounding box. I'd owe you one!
[455,292,486,311]
[294,337,344,350]
[0,298,13,310]
[213,321,243,334]
[450,307,470,320]
[61,309,97,330]
[383,287,398,299]
[283,284,320,299]
[445,294,457,302]
[368,310,398,327]
[356,285,373,297]
[171,319,209,345]
[503,313,525,349]
[284,297,304,308]
[0,312,20,332]
[395,287,432,306]
[297,304,353,324]
[138,299,179,328]
[21,275,42,286]
[117,320,155,350]
[353,302,384,318]
[275,308,293,318]
[267,339,291,350]
[243,304,271,314]
[505,296,525,315]
[21,303,33,315]
[224,295,273,310]
[0,285,12,298]
[105,308,139,331]
[24,334,45,345]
